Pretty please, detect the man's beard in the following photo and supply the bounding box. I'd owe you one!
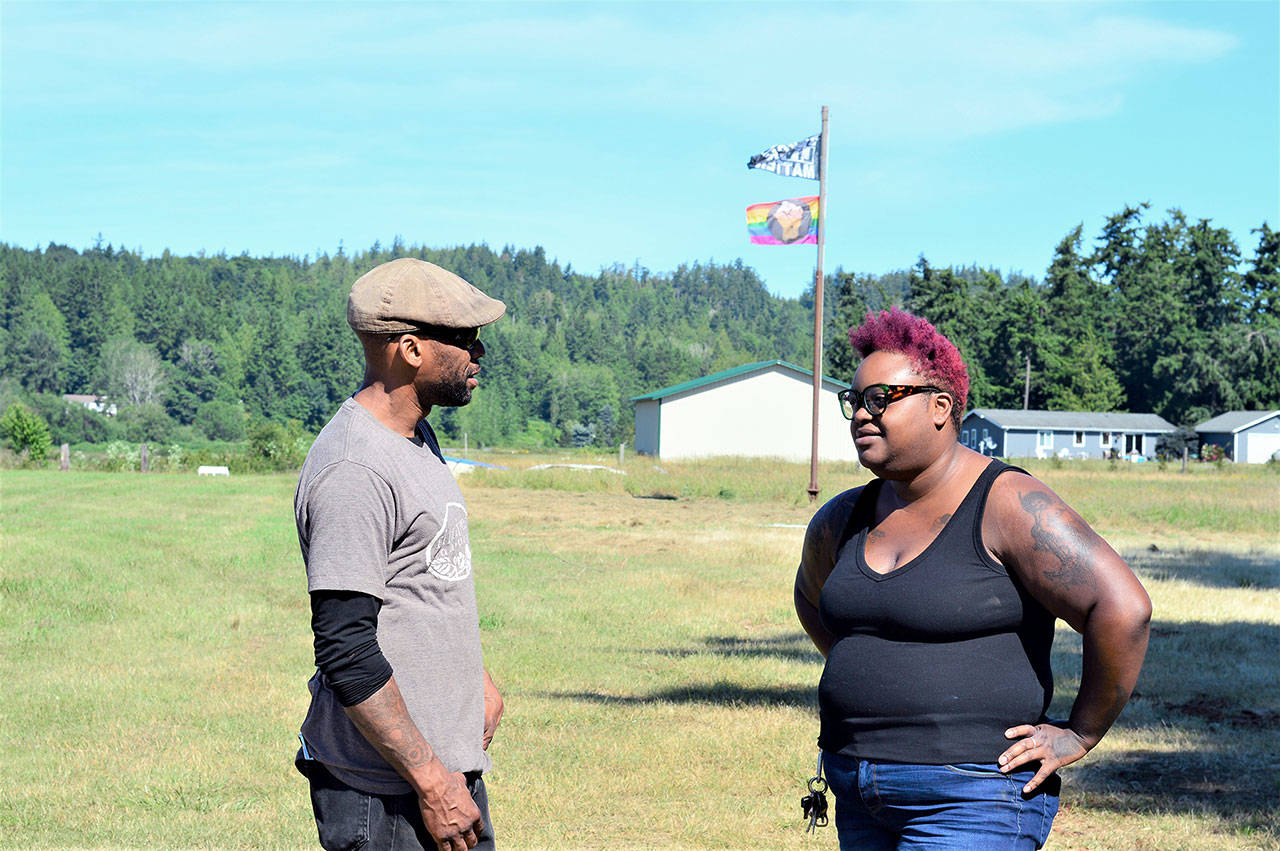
[424,372,473,408]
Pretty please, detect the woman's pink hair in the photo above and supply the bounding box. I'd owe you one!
[849,307,969,426]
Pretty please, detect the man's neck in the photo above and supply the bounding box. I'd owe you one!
[353,382,430,438]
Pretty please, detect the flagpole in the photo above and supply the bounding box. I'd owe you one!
[808,105,829,503]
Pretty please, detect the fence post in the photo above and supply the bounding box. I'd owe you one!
[140,443,149,473]
[619,442,625,467]
[60,443,70,472]
[1181,445,1188,473]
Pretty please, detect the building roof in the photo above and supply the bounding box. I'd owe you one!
[965,409,1176,432]
[1194,410,1280,433]
[630,360,845,402]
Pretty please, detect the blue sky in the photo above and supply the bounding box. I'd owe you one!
[2,1,1277,299]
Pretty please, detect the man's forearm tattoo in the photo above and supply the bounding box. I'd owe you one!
[350,693,435,769]
[1019,491,1098,591]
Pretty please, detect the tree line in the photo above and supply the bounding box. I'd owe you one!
[826,205,1279,428]
[1,204,1276,453]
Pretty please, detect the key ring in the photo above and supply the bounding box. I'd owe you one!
[809,752,826,792]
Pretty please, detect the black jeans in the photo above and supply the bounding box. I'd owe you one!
[297,756,495,851]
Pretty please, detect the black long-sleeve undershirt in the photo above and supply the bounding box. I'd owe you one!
[310,590,393,707]
[308,427,439,707]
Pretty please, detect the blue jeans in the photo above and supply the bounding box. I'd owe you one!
[297,755,495,851]
[823,751,1059,850]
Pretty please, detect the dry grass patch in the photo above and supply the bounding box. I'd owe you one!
[2,463,1276,849]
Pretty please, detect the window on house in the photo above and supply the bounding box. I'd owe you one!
[1100,432,1113,448]
[1037,430,1053,449]
[1074,431,1085,446]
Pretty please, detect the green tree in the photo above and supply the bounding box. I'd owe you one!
[6,287,72,393]
[166,340,222,424]
[195,399,248,441]
[0,402,52,462]
[117,402,176,443]
[825,269,873,382]
[57,256,134,392]
[1242,223,1279,323]
[246,418,310,470]
[1093,206,1186,415]
[1042,328,1125,412]
[1041,225,1121,411]
[904,259,993,407]
[244,317,309,423]
[29,393,115,444]
[988,279,1047,410]
[296,305,362,427]
[1226,225,1280,410]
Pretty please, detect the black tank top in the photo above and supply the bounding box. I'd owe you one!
[817,460,1055,764]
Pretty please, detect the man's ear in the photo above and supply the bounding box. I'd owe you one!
[932,391,953,431]
[394,335,426,370]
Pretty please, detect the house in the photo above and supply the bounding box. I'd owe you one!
[62,394,117,416]
[1194,410,1280,463]
[961,409,1176,460]
[631,360,858,462]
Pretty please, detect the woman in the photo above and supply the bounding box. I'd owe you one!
[794,308,1151,850]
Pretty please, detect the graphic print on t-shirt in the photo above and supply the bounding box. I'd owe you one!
[427,502,472,581]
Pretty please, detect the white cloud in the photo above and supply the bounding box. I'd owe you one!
[6,3,1239,141]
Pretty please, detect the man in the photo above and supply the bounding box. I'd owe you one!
[295,257,506,851]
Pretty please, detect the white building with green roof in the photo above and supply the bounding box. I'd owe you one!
[630,360,858,462]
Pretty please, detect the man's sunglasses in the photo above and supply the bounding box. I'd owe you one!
[386,325,480,350]
[838,383,943,419]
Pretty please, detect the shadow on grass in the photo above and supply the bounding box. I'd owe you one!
[1065,746,1280,829]
[550,680,818,710]
[647,633,821,663]
[565,615,1280,826]
[1123,547,1280,590]
[1054,617,1280,827]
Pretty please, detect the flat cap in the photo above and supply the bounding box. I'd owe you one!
[347,258,506,334]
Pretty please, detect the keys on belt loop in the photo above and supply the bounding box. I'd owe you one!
[800,751,828,833]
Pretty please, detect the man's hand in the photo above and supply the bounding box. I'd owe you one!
[419,770,483,851]
[999,722,1089,793]
[482,669,504,751]
[342,677,484,849]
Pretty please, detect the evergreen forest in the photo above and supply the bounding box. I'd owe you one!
[2,203,1277,454]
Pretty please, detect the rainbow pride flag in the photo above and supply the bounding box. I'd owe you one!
[747,196,819,245]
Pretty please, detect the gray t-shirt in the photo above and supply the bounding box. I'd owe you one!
[295,398,489,794]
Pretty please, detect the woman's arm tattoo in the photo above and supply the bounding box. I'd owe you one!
[1018,491,1098,592]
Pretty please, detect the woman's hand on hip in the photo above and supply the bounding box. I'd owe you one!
[998,723,1088,793]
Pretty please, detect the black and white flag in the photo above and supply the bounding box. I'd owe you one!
[747,134,820,180]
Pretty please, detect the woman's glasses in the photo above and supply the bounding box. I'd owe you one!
[838,383,943,419]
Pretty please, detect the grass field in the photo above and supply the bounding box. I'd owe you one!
[1,456,1277,849]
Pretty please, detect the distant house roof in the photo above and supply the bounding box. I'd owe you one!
[1194,410,1280,433]
[965,409,1176,432]
[630,360,845,402]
